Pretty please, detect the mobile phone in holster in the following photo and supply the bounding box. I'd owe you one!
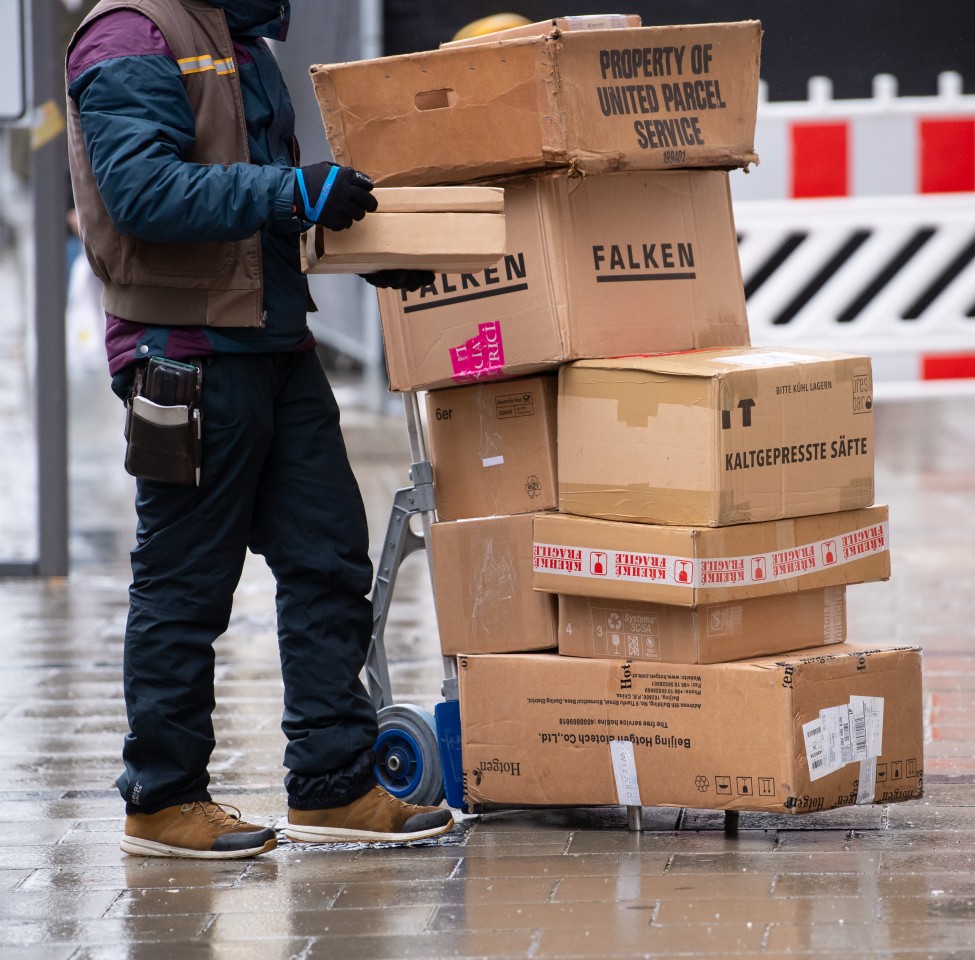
[124,357,203,485]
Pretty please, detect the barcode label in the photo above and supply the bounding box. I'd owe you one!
[804,696,885,782]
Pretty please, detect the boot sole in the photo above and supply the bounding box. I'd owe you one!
[284,819,454,844]
[120,835,277,859]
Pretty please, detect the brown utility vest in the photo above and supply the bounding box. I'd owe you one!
[66,0,265,328]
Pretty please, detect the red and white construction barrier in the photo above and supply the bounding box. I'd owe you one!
[732,73,975,389]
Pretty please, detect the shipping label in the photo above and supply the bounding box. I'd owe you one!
[533,521,889,588]
[802,695,885,782]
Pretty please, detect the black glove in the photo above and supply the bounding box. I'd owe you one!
[359,270,435,292]
[294,162,377,231]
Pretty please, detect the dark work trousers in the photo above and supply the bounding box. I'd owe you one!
[115,351,378,813]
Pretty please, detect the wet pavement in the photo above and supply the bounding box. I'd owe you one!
[2,358,975,958]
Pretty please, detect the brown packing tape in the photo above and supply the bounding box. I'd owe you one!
[841,477,876,510]
[560,482,710,527]
[560,365,678,426]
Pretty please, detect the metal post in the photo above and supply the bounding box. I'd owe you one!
[32,0,69,576]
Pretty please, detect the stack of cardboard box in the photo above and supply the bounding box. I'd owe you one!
[311,16,923,817]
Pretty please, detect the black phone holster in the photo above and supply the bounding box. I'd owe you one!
[124,357,203,486]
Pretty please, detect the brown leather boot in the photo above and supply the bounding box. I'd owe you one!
[285,786,455,844]
[122,801,277,859]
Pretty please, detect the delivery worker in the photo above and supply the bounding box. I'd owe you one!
[66,0,454,859]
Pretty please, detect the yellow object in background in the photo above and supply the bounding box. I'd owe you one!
[451,13,531,41]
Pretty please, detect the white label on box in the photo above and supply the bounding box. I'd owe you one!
[803,696,885,782]
[610,740,641,806]
[712,351,827,368]
[481,456,504,468]
[534,521,888,590]
[857,758,877,805]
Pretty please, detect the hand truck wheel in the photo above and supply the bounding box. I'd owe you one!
[374,703,445,807]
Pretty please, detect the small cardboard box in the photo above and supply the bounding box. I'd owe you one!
[426,375,558,521]
[558,586,847,665]
[302,186,505,274]
[559,347,875,527]
[459,643,924,813]
[533,505,890,606]
[377,170,750,392]
[442,14,644,48]
[430,514,557,656]
[311,21,761,186]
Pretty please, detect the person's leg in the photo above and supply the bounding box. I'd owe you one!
[248,351,377,789]
[115,356,277,856]
[249,351,453,842]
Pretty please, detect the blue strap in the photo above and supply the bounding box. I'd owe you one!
[296,165,340,222]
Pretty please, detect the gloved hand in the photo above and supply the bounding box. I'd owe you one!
[359,270,435,292]
[294,162,377,231]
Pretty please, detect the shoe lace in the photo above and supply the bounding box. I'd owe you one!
[380,790,422,812]
[183,800,243,826]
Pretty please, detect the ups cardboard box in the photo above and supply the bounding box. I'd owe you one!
[459,644,923,813]
[431,514,557,656]
[302,186,505,274]
[377,170,750,392]
[426,376,557,521]
[533,505,890,606]
[442,14,644,48]
[558,586,847,665]
[559,347,875,526]
[311,21,761,186]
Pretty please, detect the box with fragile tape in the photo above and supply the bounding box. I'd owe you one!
[533,505,889,606]
[558,346,875,527]
[558,586,847,665]
[426,375,558,521]
[377,170,749,391]
[311,20,760,186]
[459,643,923,813]
[302,186,505,274]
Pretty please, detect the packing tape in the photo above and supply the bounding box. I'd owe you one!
[610,740,642,807]
[533,519,889,588]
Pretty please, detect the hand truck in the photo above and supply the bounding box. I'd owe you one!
[361,392,740,835]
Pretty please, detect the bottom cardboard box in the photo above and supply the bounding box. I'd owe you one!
[558,587,847,664]
[459,643,923,813]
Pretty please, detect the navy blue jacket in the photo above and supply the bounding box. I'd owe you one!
[67,0,317,374]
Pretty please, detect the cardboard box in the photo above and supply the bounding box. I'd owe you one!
[442,15,644,48]
[459,643,924,813]
[302,186,505,274]
[377,170,750,392]
[311,21,761,186]
[533,505,890,606]
[430,514,557,656]
[426,375,558,521]
[559,347,875,526]
[558,586,847,664]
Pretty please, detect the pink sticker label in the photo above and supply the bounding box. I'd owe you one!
[450,321,505,383]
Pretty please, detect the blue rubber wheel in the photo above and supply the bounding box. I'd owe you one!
[374,704,445,806]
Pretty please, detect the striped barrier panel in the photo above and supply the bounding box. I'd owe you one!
[735,193,975,391]
[732,72,975,390]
